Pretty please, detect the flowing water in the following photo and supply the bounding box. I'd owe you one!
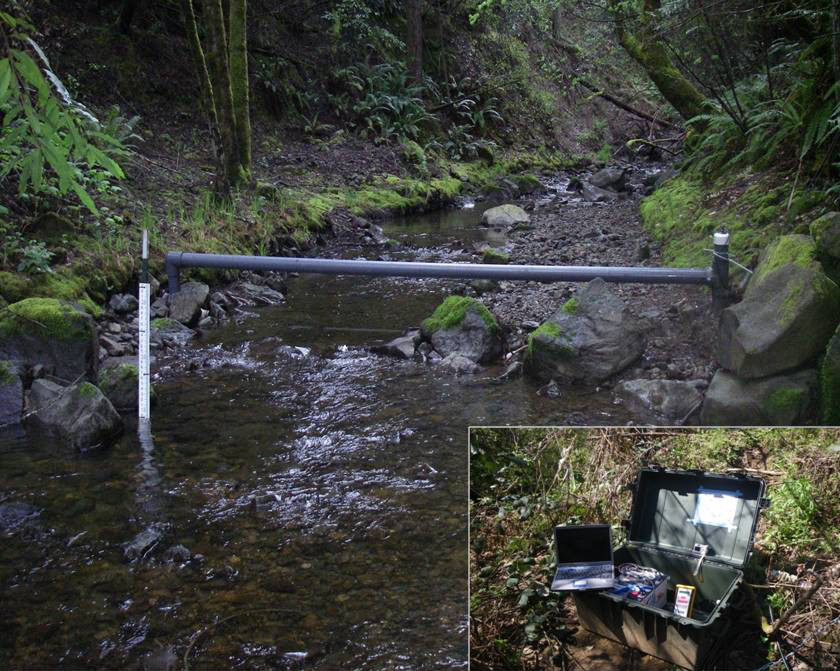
[0,197,632,670]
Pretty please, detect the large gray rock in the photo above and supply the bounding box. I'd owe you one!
[421,296,502,364]
[168,281,209,326]
[719,236,840,378]
[526,278,646,384]
[589,167,626,192]
[108,293,138,314]
[98,362,155,411]
[700,368,818,426]
[439,352,480,374]
[810,212,840,261]
[616,379,706,424]
[151,318,196,345]
[481,204,530,228]
[0,360,24,427]
[231,281,285,306]
[26,379,123,450]
[581,182,619,203]
[0,298,98,381]
[819,325,840,424]
[371,334,416,359]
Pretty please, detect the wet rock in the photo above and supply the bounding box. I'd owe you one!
[700,368,818,426]
[168,281,210,326]
[150,296,169,318]
[719,236,840,378]
[654,167,679,188]
[0,298,98,382]
[99,334,126,357]
[810,211,840,261]
[581,182,619,203]
[108,293,138,315]
[232,281,285,306]
[0,360,24,427]
[371,335,416,359]
[525,278,646,384]
[616,379,706,423]
[421,296,502,364]
[150,318,196,345]
[106,322,122,335]
[142,645,178,671]
[496,360,523,382]
[98,362,154,411]
[589,167,626,192]
[470,279,499,295]
[123,525,164,561]
[0,502,40,532]
[364,224,390,245]
[162,544,191,563]
[439,353,480,374]
[26,379,123,450]
[538,379,562,398]
[481,204,530,228]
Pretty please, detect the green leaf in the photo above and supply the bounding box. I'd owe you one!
[71,180,97,214]
[30,148,43,192]
[0,58,11,100]
[12,49,48,103]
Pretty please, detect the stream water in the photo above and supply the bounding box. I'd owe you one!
[0,196,635,670]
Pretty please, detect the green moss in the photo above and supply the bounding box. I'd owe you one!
[526,320,574,358]
[0,298,91,341]
[0,269,100,316]
[0,271,30,304]
[422,295,498,334]
[752,235,818,287]
[78,382,99,399]
[764,387,803,418]
[561,298,581,315]
[482,248,509,264]
[151,318,179,330]
[0,360,15,386]
[820,330,840,424]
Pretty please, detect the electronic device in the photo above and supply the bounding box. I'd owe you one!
[673,584,696,617]
[609,563,668,608]
[550,524,615,591]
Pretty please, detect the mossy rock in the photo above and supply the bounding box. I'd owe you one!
[29,212,75,243]
[0,269,100,317]
[421,296,498,335]
[820,326,840,424]
[505,174,541,195]
[748,235,820,291]
[810,212,840,261]
[0,298,98,381]
[98,363,155,411]
[482,248,509,265]
[421,296,502,364]
[0,359,24,426]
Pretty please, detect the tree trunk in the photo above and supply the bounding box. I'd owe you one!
[551,7,562,43]
[228,0,251,180]
[182,0,217,126]
[118,0,139,34]
[613,0,706,124]
[406,0,423,85]
[833,0,840,101]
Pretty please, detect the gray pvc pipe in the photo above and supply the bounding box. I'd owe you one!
[165,251,712,294]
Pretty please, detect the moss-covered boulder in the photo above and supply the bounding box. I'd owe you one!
[719,235,840,379]
[481,204,530,228]
[169,281,209,327]
[25,379,123,450]
[0,298,98,382]
[0,360,24,427]
[421,296,502,364]
[525,279,646,384]
[700,368,818,426]
[810,211,840,260]
[482,248,509,264]
[98,363,156,412]
[820,325,840,424]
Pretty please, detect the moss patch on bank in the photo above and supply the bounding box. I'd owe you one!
[422,296,499,334]
[0,298,92,341]
[640,168,828,269]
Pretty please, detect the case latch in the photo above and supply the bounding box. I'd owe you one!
[692,544,709,578]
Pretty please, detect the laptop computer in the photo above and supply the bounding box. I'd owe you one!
[550,524,615,591]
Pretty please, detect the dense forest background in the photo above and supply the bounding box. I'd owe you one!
[0,0,837,309]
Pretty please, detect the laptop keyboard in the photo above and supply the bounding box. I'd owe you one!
[556,565,613,579]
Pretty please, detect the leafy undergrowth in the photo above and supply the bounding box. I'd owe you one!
[469,427,840,671]
[640,167,828,272]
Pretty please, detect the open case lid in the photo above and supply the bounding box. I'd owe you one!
[628,467,767,568]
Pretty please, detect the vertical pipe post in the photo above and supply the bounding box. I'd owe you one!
[712,230,730,307]
[138,230,151,421]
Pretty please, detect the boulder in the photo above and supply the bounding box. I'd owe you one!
[108,293,138,314]
[439,353,480,374]
[616,379,706,423]
[581,183,619,203]
[700,369,818,426]
[0,360,24,427]
[371,334,416,359]
[98,362,155,411]
[589,167,626,192]
[168,281,209,326]
[526,279,646,384]
[26,379,123,450]
[231,281,285,306]
[481,204,530,228]
[421,296,502,364]
[482,248,509,264]
[819,325,840,424]
[810,211,840,261]
[0,298,98,381]
[719,236,840,378]
[151,318,196,345]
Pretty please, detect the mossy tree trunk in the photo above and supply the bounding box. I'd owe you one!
[406,0,423,85]
[181,0,252,193]
[611,0,706,125]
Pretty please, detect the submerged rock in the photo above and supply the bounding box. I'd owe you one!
[439,352,480,374]
[151,318,196,345]
[616,378,706,423]
[481,204,530,228]
[371,334,416,359]
[123,525,164,561]
[98,362,155,411]
[26,379,123,450]
[231,281,285,306]
[700,368,818,426]
[168,281,210,326]
[0,502,40,532]
[525,279,646,384]
[0,298,98,382]
[719,235,840,378]
[421,296,502,364]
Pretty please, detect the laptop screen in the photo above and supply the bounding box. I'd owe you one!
[555,525,612,564]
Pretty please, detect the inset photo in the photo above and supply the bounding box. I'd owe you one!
[469,428,840,671]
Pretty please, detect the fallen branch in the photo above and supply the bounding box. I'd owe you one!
[768,564,840,639]
[575,78,675,129]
